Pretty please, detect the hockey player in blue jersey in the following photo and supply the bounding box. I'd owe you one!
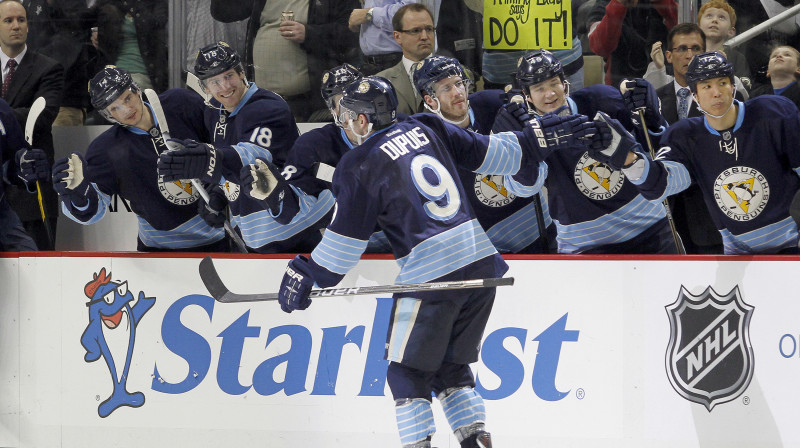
[157,42,324,253]
[491,49,678,254]
[51,66,226,251]
[589,51,800,254]
[1,98,46,251]
[413,55,556,253]
[239,63,395,251]
[264,76,598,448]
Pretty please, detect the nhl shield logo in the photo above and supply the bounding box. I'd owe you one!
[665,286,754,411]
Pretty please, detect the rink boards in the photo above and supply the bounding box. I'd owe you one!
[2,254,800,447]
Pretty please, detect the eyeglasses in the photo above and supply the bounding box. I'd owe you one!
[671,45,704,54]
[398,26,436,36]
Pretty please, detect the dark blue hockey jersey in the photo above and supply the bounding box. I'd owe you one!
[60,89,225,249]
[0,98,28,199]
[305,114,542,289]
[203,83,324,252]
[493,84,667,253]
[631,96,800,254]
[457,89,552,253]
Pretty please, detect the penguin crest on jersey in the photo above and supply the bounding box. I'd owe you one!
[574,152,625,200]
[157,178,199,205]
[713,166,769,221]
[222,180,240,201]
[474,174,516,207]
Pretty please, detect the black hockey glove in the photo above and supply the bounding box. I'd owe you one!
[15,148,50,190]
[491,101,530,133]
[278,255,315,313]
[587,111,642,171]
[621,78,662,131]
[239,158,292,215]
[522,112,597,163]
[157,139,223,184]
[52,152,91,206]
[197,183,228,229]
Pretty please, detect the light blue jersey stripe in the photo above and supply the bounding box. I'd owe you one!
[231,141,272,166]
[138,215,225,249]
[476,132,522,175]
[311,229,369,275]
[387,297,421,363]
[503,161,547,197]
[556,195,666,253]
[721,216,799,254]
[60,183,110,225]
[395,219,497,284]
[231,188,334,250]
[486,200,552,253]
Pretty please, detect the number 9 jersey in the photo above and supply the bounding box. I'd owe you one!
[305,114,541,290]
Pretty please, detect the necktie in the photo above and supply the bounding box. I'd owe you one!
[677,87,690,120]
[2,59,17,99]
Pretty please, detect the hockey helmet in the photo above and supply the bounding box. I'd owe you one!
[515,50,564,90]
[686,51,734,93]
[194,41,243,81]
[88,65,139,111]
[412,56,468,98]
[321,63,363,105]
[338,76,398,128]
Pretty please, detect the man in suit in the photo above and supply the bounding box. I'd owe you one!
[0,0,64,250]
[376,3,434,115]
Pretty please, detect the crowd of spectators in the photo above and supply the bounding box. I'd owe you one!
[3,0,800,255]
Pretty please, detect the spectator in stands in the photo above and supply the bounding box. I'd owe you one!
[481,1,585,91]
[588,0,677,87]
[350,1,439,76]
[0,0,64,250]
[644,0,750,95]
[751,45,800,111]
[212,0,359,122]
[376,3,435,115]
[91,0,168,92]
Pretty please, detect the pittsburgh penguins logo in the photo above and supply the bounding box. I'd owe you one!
[357,81,370,93]
[474,174,516,207]
[222,180,240,202]
[157,177,199,205]
[713,166,769,221]
[574,152,625,200]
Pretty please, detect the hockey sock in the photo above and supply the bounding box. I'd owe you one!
[437,386,487,442]
[395,397,436,447]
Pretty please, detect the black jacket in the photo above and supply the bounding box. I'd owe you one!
[211,0,359,111]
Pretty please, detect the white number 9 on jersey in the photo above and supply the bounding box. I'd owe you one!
[249,127,273,148]
[410,154,461,221]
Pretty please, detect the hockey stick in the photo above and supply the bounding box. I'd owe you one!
[635,109,686,255]
[143,89,248,253]
[25,96,54,248]
[618,82,686,255]
[185,72,213,103]
[199,256,515,303]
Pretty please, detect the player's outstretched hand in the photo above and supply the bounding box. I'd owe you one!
[240,158,291,214]
[620,78,662,130]
[278,255,315,313]
[157,139,223,184]
[15,148,49,188]
[523,112,595,162]
[491,101,530,133]
[52,152,91,202]
[197,183,228,228]
[587,111,640,170]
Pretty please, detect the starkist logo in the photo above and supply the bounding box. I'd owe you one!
[151,296,579,401]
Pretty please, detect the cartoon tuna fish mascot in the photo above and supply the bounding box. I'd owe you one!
[80,268,156,417]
